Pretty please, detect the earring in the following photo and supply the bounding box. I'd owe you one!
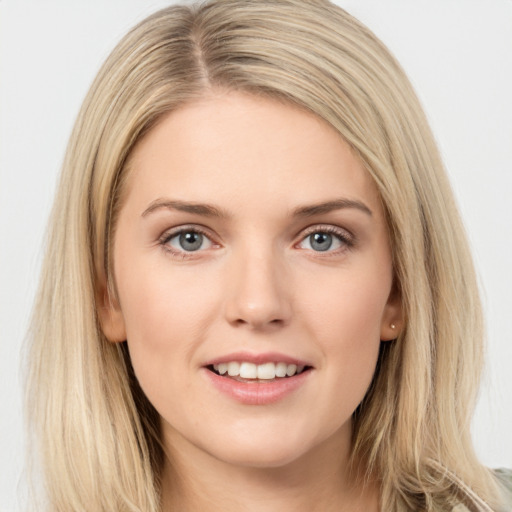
[390,323,396,329]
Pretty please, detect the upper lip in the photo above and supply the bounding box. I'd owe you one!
[203,351,312,367]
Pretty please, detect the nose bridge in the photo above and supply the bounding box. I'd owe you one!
[224,236,291,328]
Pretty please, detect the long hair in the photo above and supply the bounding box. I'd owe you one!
[26,1,504,510]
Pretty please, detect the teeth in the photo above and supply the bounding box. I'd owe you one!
[286,364,297,377]
[227,362,240,376]
[239,362,257,379]
[275,362,287,378]
[257,362,275,379]
[212,361,306,379]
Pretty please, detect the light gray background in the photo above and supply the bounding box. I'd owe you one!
[1,1,511,510]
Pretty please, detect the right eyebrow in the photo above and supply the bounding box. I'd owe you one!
[141,198,229,219]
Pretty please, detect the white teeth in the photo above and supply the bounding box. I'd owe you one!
[227,361,240,376]
[239,362,257,379]
[212,361,307,379]
[257,362,276,380]
[286,364,297,377]
[275,362,287,378]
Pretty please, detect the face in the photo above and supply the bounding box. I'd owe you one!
[101,91,401,470]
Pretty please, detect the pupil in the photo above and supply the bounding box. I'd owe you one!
[311,232,332,251]
[179,232,203,251]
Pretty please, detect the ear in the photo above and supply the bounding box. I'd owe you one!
[380,287,403,342]
[97,284,127,343]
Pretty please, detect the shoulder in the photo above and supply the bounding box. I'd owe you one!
[449,469,512,512]
[494,468,512,511]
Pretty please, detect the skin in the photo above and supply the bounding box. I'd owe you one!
[100,91,402,511]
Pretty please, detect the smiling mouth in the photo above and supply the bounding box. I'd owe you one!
[207,361,312,382]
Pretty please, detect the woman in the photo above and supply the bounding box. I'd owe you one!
[25,0,511,510]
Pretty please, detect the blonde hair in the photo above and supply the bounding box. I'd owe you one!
[26,1,504,510]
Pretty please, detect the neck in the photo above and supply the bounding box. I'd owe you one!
[160,427,379,512]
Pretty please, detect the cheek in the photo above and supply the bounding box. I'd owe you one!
[298,266,389,399]
[116,262,221,394]
[119,259,220,337]
[301,263,390,344]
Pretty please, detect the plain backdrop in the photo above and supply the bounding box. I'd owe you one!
[1,1,511,510]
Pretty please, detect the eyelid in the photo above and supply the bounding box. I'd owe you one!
[159,223,211,241]
[299,223,353,238]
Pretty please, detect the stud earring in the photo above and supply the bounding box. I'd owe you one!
[390,323,396,329]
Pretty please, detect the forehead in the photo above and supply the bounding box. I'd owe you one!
[123,91,382,218]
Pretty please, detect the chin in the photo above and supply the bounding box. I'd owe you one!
[199,425,328,470]
[211,443,308,469]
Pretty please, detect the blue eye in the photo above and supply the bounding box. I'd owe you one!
[298,229,350,252]
[167,230,213,252]
[309,232,334,251]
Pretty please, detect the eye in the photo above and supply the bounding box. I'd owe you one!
[164,229,214,252]
[297,227,353,253]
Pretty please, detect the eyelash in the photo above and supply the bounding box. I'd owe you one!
[297,225,355,255]
[159,225,215,259]
[158,224,355,259]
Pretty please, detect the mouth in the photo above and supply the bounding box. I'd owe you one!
[206,361,313,383]
[202,353,314,404]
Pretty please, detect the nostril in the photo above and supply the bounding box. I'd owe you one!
[233,317,285,328]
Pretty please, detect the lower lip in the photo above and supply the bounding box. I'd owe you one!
[203,368,312,405]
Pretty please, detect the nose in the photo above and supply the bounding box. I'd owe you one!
[224,246,292,330]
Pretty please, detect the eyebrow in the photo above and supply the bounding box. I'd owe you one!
[141,197,372,219]
[141,199,229,218]
[292,198,373,217]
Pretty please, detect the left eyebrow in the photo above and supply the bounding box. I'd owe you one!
[292,198,373,217]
